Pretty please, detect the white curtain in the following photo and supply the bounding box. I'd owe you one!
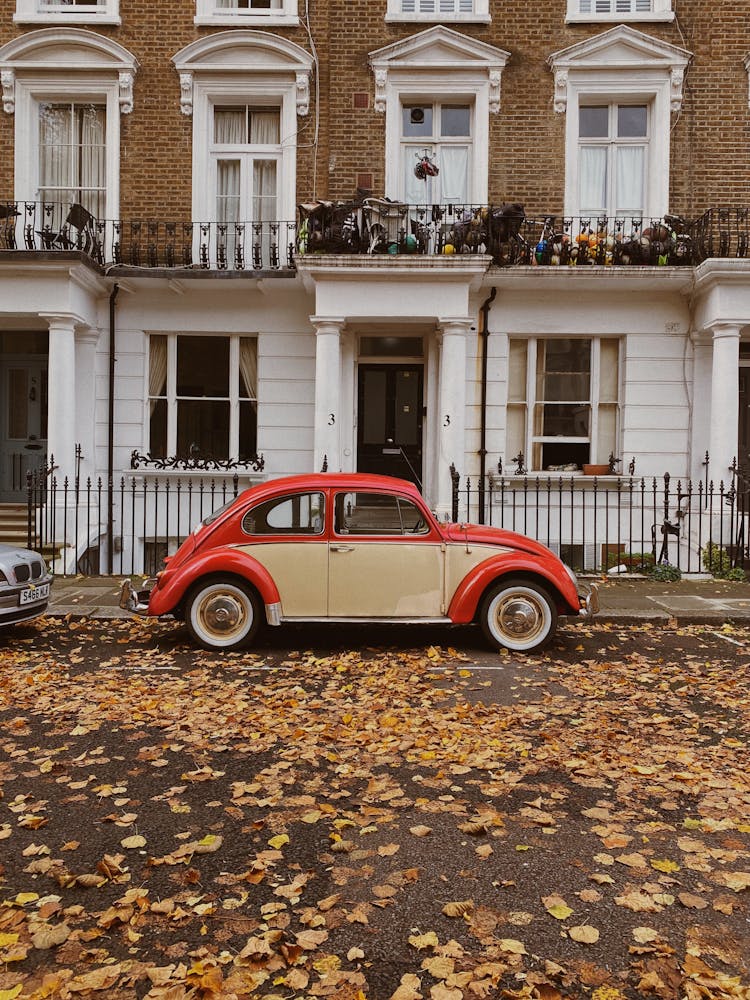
[217,160,241,224]
[404,144,433,204]
[440,146,469,204]
[148,336,168,415]
[253,160,277,222]
[250,110,280,144]
[214,108,246,144]
[239,338,258,399]
[579,145,607,214]
[39,103,105,220]
[615,145,644,215]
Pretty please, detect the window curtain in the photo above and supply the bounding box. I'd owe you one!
[579,145,607,214]
[250,110,280,144]
[252,161,277,222]
[615,145,644,215]
[148,336,168,415]
[38,103,106,221]
[39,104,70,212]
[239,338,258,399]
[79,105,106,218]
[217,160,241,224]
[214,108,246,144]
[440,146,469,204]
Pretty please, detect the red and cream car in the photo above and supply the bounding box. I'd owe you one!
[120,473,598,653]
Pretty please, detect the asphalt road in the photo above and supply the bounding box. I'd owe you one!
[1,618,749,1000]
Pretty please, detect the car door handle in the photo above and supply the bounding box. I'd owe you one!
[330,545,354,552]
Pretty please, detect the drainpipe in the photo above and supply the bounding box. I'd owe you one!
[477,287,496,524]
[107,283,118,574]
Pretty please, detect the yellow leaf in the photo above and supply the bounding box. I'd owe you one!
[121,835,147,849]
[408,930,439,950]
[542,895,573,920]
[0,934,19,947]
[409,825,432,837]
[650,858,680,873]
[722,871,750,893]
[498,938,527,955]
[632,927,659,943]
[569,924,600,944]
[268,834,289,850]
[0,987,23,1000]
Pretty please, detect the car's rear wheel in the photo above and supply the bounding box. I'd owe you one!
[186,578,261,651]
[479,578,557,652]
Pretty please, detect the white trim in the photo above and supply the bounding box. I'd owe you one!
[195,0,299,27]
[565,0,673,23]
[15,0,120,25]
[369,27,509,203]
[172,31,313,118]
[385,0,490,24]
[548,26,691,218]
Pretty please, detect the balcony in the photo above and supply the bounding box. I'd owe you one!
[1,200,749,272]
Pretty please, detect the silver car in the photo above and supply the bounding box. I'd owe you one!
[0,544,52,626]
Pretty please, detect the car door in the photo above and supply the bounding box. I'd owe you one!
[237,490,328,616]
[328,490,444,618]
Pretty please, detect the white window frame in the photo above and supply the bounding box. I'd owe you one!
[548,26,691,219]
[172,32,313,224]
[370,27,509,204]
[401,100,474,205]
[578,100,650,217]
[146,333,258,461]
[386,0,490,25]
[15,0,120,26]
[566,0,673,24]
[195,0,299,27]
[507,337,622,474]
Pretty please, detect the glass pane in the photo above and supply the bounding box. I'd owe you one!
[249,109,280,144]
[214,107,246,143]
[360,337,423,357]
[243,493,325,535]
[508,339,527,403]
[579,106,609,138]
[615,146,644,215]
[253,160,277,221]
[538,403,590,437]
[599,340,619,402]
[177,400,230,460]
[239,400,258,460]
[149,398,167,458]
[149,334,168,397]
[617,105,647,138]
[596,404,618,463]
[440,146,469,203]
[177,336,229,397]
[441,106,470,137]
[402,106,433,138]
[217,160,241,223]
[579,146,607,214]
[538,340,591,402]
[506,404,525,460]
[335,492,405,535]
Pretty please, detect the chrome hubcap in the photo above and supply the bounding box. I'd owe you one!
[497,595,544,641]
[199,592,246,638]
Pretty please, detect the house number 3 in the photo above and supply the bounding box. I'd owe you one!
[329,413,336,425]
[444,414,451,426]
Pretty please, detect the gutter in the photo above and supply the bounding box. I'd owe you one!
[477,286,496,524]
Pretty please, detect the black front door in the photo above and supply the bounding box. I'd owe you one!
[740,367,750,470]
[357,364,423,486]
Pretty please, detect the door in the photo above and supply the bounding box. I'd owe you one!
[740,367,750,471]
[0,363,48,501]
[357,364,423,486]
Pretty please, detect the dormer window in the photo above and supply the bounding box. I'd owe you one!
[14,0,120,25]
[195,0,299,26]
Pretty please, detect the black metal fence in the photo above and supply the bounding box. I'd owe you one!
[4,198,749,271]
[450,468,750,575]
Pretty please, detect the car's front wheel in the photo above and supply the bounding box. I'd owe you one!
[479,578,557,652]
[185,578,261,651]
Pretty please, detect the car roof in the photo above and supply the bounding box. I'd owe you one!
[239,473,422,502]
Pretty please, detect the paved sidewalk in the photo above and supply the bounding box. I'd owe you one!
[43,574,750,625]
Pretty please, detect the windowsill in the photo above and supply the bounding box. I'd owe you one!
[194,13,300,25]
[565,11,674,21]
[384,12,491,22]
[13,11,121,22]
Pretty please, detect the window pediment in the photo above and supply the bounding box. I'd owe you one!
[369,26,509,113]
[548,25,691,112]
[172,30,313,116]
[0,27,138,113]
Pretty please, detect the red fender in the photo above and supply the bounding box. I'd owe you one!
[147,548,281,616]
[447,554,580,624]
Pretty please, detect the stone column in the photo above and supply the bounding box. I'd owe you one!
[709,322,741,487]
[75,327,100,486]
[41,314,78,486]
[312,317,344,473]
[435,318,471,519]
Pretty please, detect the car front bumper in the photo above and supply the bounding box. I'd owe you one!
[0,575,53,626]
[119,578,157,616]
[578,583,599,619]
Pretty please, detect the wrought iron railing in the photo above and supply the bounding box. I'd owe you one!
[3,198,750,270]
[449,465,750,575]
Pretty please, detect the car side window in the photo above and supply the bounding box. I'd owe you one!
[334,492,429,536]
[242,492,325,535]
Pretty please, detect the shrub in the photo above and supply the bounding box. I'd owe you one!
[650,562,682,582]
[605,551,655,574]
[701,542,744,579]
[725,567,748,582]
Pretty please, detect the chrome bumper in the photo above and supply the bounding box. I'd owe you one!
[119,578,157,616]
[578,583,600,619]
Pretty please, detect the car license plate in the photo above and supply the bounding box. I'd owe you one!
[20,583,50,606]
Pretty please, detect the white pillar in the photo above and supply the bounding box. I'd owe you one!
[435,318,471,519]
[709,322,741,487]
[312,317,343,473]
[75,327,100,486]
[42,314,78,486]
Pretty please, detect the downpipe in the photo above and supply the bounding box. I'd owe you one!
[477,287,496,524]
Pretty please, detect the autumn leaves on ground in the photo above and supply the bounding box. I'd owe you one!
[0,618,749,1000]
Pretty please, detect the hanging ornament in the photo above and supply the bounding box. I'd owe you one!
[414,150,439,180]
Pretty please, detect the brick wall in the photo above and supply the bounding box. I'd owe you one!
[0,0,748,221]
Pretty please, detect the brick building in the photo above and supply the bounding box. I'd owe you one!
[0,0,749,571]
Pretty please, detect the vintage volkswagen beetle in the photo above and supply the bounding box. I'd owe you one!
[120,473,598,652]
[0,543,52,627]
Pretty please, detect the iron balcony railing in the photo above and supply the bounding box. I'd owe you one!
[2,199,750,270]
